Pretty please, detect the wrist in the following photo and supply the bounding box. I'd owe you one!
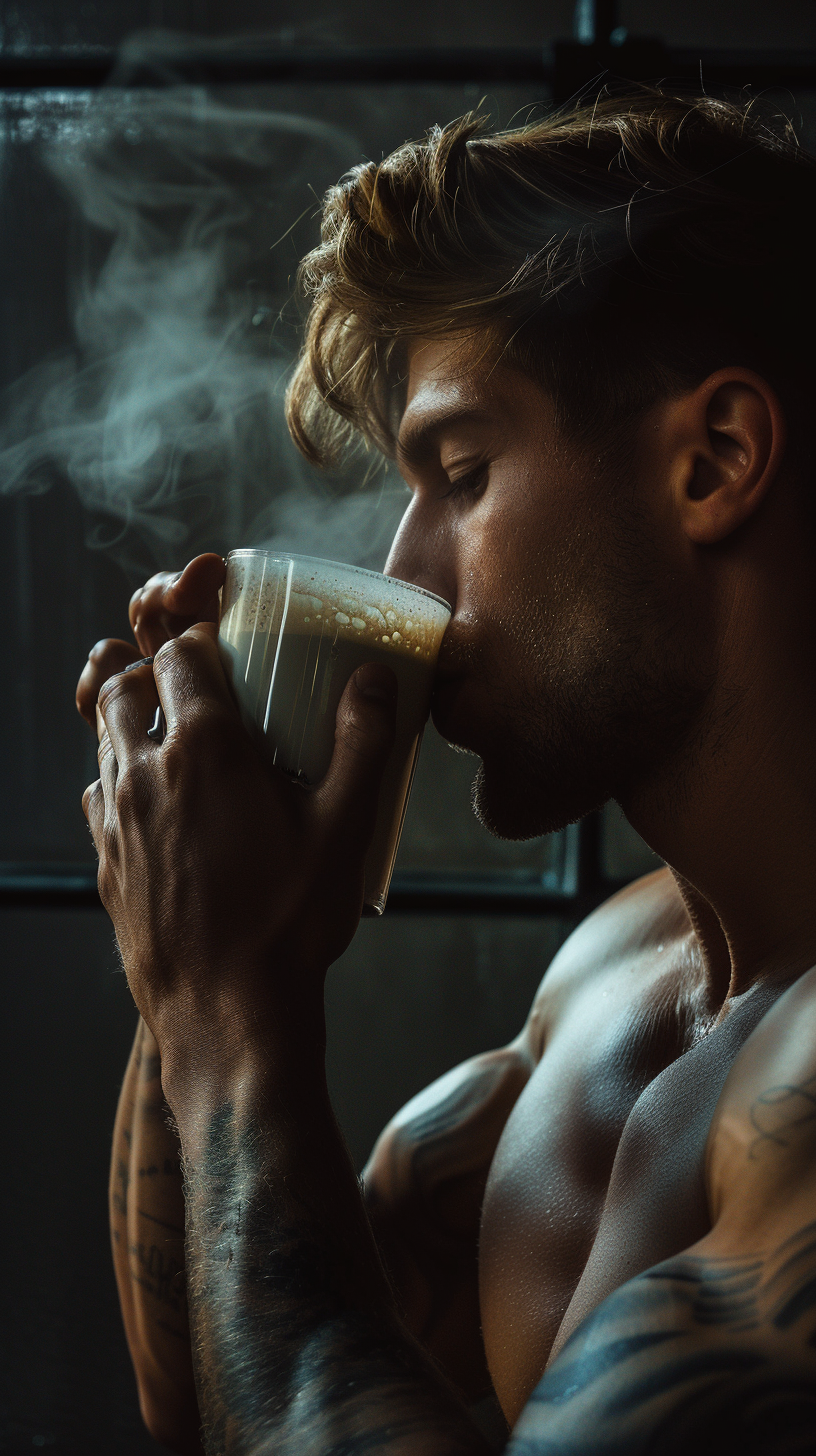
[157,979,328,1139]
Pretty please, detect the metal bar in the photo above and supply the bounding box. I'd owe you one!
[385,880,622,916]
[0,47,554,89]
[0,863,625,914]
[2,46,816,91]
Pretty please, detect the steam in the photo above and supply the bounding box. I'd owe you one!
[0,65,408,578]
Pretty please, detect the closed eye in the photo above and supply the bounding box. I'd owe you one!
[442,463,489,502]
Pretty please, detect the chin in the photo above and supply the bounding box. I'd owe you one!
[470,756,608,842]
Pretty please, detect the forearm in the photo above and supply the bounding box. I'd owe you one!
[165,1025,492,1456]
[111,1017,203,1453]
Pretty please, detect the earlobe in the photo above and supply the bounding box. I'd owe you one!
[680,371,786,546]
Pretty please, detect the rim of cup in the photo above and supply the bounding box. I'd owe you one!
[225,549,451,614]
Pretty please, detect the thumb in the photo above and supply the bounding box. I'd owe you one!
[316,663,398,855]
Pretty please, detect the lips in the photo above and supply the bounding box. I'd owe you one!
[431,628,484,748]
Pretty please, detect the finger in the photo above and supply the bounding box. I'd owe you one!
[76,639,141,727]
[95,656,153,750]
[161,553,225,617]
[129,572,180,654]
[130,554,225,655]
[98,660,161,770]
[152,621,236,733]
[315,664,397,857]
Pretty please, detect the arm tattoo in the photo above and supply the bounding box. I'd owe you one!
[180,1069,816,1456]
[182,1100,492,1456]
[749,1074,816,1159]
[113,1155,129,1218]
[129,1237,186,1311]
[509,1220,816,1456]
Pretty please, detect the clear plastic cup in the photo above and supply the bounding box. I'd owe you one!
[218,550,451,914]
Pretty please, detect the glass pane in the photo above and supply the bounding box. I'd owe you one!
[0,80,568,882]
[396,725,567,885]
[326,909,579,1167]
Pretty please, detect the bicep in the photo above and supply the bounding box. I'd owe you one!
[363,1044,531,1230]
[508,1237,816,1455]
[362,1046,530,1402]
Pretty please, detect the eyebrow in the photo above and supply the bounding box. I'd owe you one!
[396,405,491,471]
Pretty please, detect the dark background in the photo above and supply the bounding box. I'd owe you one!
[1,2,813,1452]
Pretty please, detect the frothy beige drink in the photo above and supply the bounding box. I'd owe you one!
[218,551,451,914]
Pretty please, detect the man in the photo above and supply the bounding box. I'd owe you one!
[77,90,816,1453]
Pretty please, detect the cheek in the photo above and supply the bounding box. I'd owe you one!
[455,482,550,609]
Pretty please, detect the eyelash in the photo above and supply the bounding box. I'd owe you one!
[443,464,488,502]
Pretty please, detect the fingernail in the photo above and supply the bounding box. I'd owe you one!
[354,664,397,702]
[123,656,154,674]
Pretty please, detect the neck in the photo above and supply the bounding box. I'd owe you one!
[620,579,816,1005]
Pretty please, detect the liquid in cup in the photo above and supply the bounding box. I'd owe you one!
[218,551,451,914]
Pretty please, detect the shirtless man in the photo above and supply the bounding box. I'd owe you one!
[77,92,816,1453]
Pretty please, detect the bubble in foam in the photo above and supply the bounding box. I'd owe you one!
[222,554,451,670]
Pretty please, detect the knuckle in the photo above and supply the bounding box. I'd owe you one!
[154,633,193,669]
[83,645,137,709]
[338,700,393,760]
[114,759,153,815]
[148,570,179,592]
[82,778,102,821]
[97,674,127,713]
[168,704,236,761]
[339,715,371,761]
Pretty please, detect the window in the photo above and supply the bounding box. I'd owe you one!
[3,28,807,1449]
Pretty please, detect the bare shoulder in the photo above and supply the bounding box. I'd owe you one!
[364,869,689,1203]
[707,963,816,1234]
[521,866,691,1058]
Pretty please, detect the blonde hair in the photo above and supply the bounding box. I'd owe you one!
[286,89,816,469]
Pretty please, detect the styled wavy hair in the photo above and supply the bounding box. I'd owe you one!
[285,89,816,469]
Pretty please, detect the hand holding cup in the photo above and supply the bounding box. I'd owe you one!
[76,553,225,727]
[82,623,399,1078]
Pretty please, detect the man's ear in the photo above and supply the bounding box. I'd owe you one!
[676,369,787,545]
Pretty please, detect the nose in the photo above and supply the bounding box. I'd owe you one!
[384,494,456,611]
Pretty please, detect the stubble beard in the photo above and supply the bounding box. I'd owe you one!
[466,540,714,845]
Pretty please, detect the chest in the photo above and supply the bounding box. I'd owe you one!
[477,977,759,1424]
